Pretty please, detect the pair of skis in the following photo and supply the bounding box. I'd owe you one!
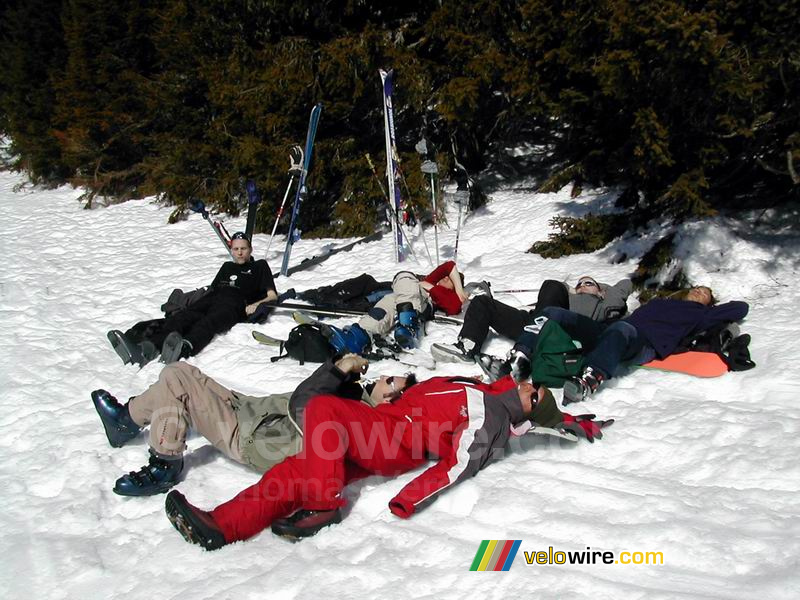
[379,69,406,263]
[381,69,472,267]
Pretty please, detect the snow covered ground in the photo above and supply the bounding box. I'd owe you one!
[1,169,798,599]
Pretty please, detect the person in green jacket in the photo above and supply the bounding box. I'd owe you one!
[90,355,414,497]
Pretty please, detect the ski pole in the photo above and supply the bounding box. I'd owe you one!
[365,153,419,261]
[266,145,303,256]
[417,138,441,265]
[189,198,234,259]
[451,141,472,265]
[492,288,541,295]
[394,156,434,266]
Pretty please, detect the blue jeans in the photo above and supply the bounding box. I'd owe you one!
[525,307,654,379]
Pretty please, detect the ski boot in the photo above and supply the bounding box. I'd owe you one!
[271,508,343,540]
[327,323,372,355]
[508,346,533,382]
[165,490,227,550]
[394,302,421,349]
[431,338,477,364]
[476,353,512,381]
[563,366,605,405]
[107,330,142,365]
[161,332,193,364]
[138,340,159,367]
[113,450,183,496]
[91,389,142,448]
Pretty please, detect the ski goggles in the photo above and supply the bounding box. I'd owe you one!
[576,279,599,290]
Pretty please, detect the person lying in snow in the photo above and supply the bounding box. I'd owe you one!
[513,285,750,404]
[162,375,612,550]
[432,276,632,378]
[90,353,405,496]
[106,232,278,366]
[331,260,469,352]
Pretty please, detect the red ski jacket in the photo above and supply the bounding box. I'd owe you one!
[374,374,526,518]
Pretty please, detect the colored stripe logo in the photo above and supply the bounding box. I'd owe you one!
[470,540,522,571]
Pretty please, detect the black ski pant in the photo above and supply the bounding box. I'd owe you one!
[126,289,245,355]
[459,280,569,350]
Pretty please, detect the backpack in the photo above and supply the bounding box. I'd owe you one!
[530,320,584,387]
[270,324,335,365]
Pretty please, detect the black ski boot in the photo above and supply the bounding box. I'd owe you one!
[160,332,193,364]
[165,490,227,550]
[563,366,605,405]
[114,450,183,496]
[107,330,142,365]
[91,389,142,448]
[137,340,159,367]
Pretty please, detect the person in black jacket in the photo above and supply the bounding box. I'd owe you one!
[107,232,278,365]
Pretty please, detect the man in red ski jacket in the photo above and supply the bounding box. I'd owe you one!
[164,374,610,550]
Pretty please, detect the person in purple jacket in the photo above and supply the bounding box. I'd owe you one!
[518,286,749,404]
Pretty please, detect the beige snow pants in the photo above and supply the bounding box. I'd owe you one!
[358,271,430,336]
[128,362,244,462]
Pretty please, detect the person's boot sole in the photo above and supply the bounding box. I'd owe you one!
[562,380,585,406]
[160,332,185,364]
[107,330,141,365]
[271,510,342,540]
[430,343,475,365]
[165,491,226,550]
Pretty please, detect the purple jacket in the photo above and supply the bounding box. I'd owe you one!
[624,298,749,358]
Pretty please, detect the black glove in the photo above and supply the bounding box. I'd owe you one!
[723,334,755,371]
[248,301,275,324]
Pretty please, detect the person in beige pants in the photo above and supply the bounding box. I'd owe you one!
[91,355,409,497]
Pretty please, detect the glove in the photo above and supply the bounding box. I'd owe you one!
[335,353,369,375]
[559,414,614,443]
[247,301,275,324]
[288,145,304,176]
[723,334,755,371]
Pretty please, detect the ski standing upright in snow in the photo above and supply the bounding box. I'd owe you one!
[380,69,405,263]
[244,179,261,241]
[281,103,323,276]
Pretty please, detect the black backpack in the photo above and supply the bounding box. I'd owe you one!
[270,323,335,365]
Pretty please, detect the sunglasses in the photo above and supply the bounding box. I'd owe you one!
[576,280,598,289]
[386,376,397,392]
